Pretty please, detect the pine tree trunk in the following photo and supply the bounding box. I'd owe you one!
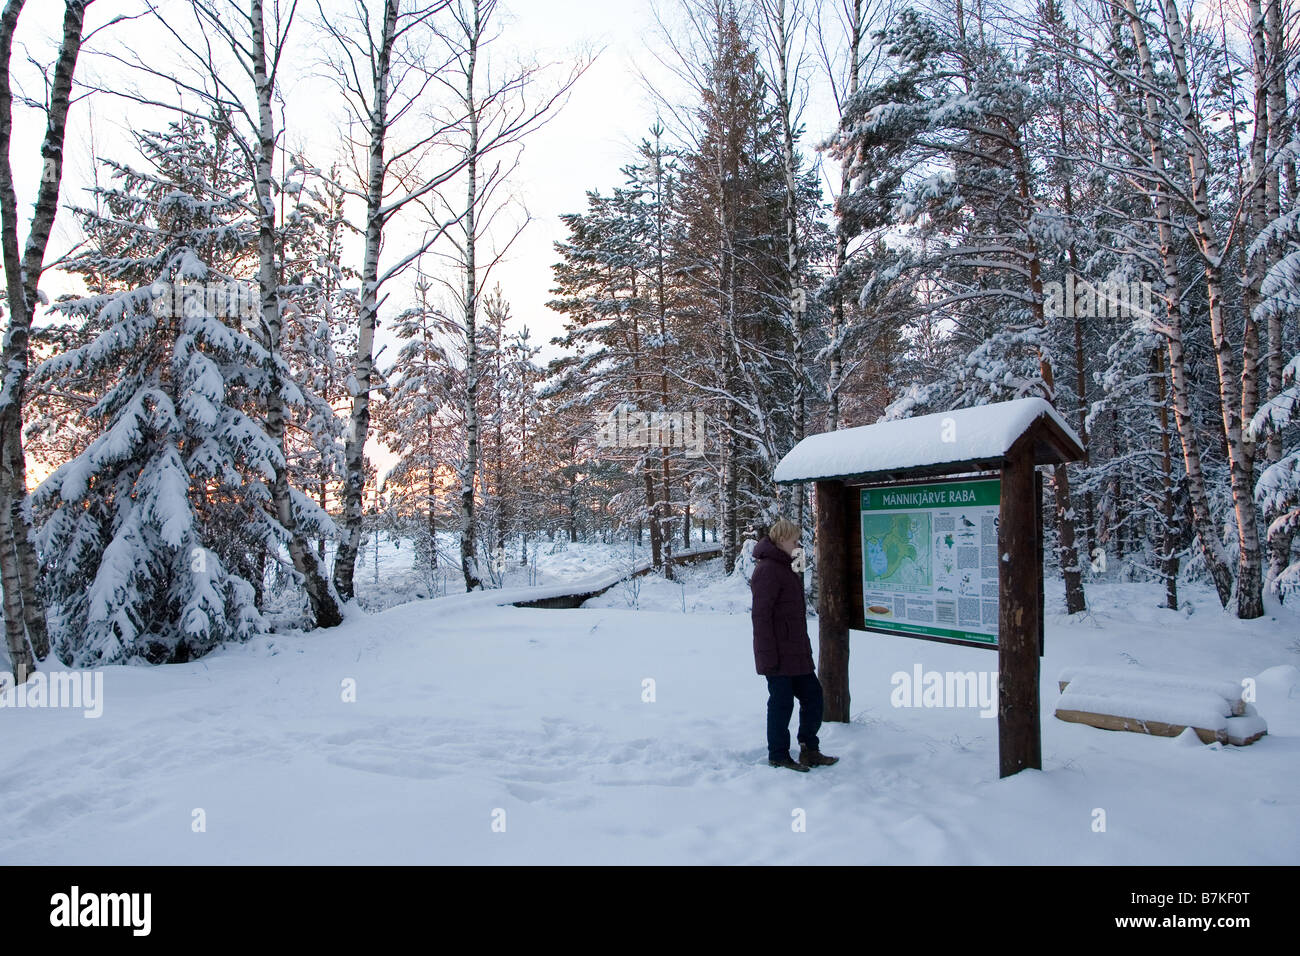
[625,267,662,572]
[495,419,505,559]
[654,135,674,580]
[721,270,739,574]
[1151,348,1179,610]
[568,475,577,543]
[1050,27,1096,555]
[769,0,806,533]
[660,449,674,580]
[1262,0,1290,586]
[317,477,328,563]
[1016,134,1084,614]
[428,463,438,570]
[827,0,860,433]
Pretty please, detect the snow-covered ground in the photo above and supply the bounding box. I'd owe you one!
[1,548,1297,864]
[334,532,706,613]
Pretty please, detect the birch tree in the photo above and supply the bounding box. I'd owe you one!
[316,0,471,602]
[1117,0,1263,617]
[1056,0,1236,606]
[375,265,457,580]
[424,0,586,590]
[0,0,97,680]
[1159,0,1263,617]
[246,0,341,625]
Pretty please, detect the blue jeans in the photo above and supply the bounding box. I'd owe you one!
[766,673,822,759]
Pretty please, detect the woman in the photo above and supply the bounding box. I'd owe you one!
[750,518,839,772]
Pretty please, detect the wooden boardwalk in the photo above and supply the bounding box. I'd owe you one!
[422,545,724,614]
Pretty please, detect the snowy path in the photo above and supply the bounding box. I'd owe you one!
[0,581,1297,864]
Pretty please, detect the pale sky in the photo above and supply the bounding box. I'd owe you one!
[12,0,846,349]
[9,0,848,482]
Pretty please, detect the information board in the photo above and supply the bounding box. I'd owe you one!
[859,477,1001,647]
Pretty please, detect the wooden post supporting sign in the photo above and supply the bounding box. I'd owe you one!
[815,480,850,722]
[997,440,1042,777]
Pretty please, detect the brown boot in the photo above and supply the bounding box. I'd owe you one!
[798,743,838,767]
[768,753,810,772]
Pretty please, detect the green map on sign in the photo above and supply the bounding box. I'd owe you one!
[862,513,932,587]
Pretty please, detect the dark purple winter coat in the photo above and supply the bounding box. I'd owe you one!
[750,536,815,677]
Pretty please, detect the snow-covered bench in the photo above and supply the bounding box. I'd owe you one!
[1054,666,1268,746]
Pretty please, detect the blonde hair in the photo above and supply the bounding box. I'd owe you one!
[768,518,801,547]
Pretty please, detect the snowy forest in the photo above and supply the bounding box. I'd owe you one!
[0,0,1297,679]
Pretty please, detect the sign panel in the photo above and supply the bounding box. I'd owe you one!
[859,477,1001,647]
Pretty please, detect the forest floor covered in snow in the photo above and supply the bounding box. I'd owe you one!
[1,543,1297,865]
[325,532,679,612]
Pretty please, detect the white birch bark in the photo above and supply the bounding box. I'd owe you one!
[1120,0,1236,607]
[1156,0,1264,618]
[458,0,483,591]
[251,0,341,627]
[333,0,398,602]
[0,0,89,675]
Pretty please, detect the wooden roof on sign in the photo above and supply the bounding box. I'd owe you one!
[772,398,1085,486]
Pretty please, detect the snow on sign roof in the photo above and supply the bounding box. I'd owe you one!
[773,398,1084,485]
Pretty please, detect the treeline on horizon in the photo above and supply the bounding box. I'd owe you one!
[0,0,1296,676]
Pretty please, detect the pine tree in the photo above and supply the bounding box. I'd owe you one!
[278,158,357,560]
[478,286,543,576]
[670,0,803,571]
[377,267,457,581]
[30,113,256,481]
[33,250,270,664]
[828,0,1088,611]
[1248,141,1300,601]
[547,171,673,571]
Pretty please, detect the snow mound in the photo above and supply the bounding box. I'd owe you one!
[1058,665,1245,713]
[1055,664,1269,744]
[1225,715,1269,746]
[1057,688,1233,732]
